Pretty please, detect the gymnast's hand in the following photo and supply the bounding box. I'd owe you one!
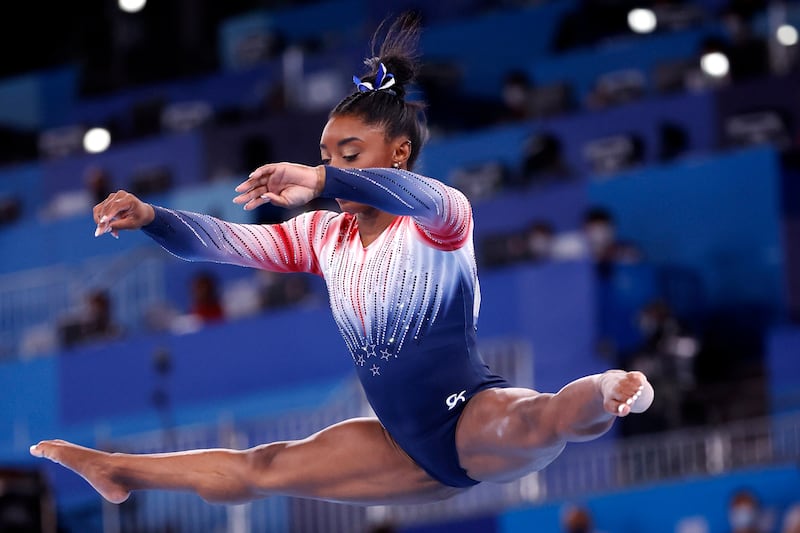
[93,190,155,238]
[234,163,326,211]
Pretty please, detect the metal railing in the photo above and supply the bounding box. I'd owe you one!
[540,410,800,501]
[0,248,165,358]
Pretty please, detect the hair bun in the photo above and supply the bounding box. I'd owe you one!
[359,13,421,99]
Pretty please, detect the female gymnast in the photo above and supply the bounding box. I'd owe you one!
[30,16,653,506]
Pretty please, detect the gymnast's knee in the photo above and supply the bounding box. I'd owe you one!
[244,441,292,485]
[200,443,290,503]
[503,393,564,449]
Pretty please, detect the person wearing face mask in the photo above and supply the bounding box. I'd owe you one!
[781,503,800,533]
[728,490,763,533]
[582,207,641,278]
[499,70,534,123]
[525,220,556,262]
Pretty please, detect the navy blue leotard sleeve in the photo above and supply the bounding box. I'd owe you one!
[321,166,472,250]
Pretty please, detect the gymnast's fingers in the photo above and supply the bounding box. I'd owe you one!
[233,182,268,206]
[240,194,272,211]
[93,191,152,237]
[236,164,276,193]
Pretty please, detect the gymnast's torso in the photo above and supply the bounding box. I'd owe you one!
[142,167,508,485]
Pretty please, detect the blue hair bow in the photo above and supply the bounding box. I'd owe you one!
[353,63,397,93]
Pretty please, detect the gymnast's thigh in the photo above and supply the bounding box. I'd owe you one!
[253,417,462,505]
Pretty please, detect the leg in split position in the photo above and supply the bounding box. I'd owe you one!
[31,370,653,505]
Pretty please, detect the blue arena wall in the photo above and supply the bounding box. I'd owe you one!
[589,146,786,315]
[767,326,800,413]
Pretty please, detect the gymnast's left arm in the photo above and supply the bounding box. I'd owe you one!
[323,166,472,249]
[239,163,472,250]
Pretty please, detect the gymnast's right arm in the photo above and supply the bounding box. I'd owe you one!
[92,190,329,275]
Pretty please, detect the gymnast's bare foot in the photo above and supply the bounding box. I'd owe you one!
[30,440,131,504]
[599,370,654,417]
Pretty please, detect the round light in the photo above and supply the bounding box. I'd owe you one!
[83,128,111,154]
[118,0,146,13]
[700,51,730,78]
[628,8,657,34]
[777,24,798,46]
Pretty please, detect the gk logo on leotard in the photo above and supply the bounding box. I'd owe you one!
[446,390,466,410]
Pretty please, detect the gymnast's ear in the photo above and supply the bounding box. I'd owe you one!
[391,138,412,169]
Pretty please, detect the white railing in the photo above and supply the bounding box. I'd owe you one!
[0,264,71,358]
[540,409,800,501]
[0,248,165,358]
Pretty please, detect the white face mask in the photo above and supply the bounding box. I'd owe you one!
[585,224,614,251]
[729,505,757,530]
[528,234,552,256]
[503,85,527,108]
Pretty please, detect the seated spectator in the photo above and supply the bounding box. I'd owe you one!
[499,70,535,123]
[582,207,641,275]
[255,270,312,310]
[189,271,225,323]
[85,166,113,205]
[721,9,770,81]
[59,289,122,349]
[43,166,113,220]
[480,220,557,267]
[528,82,575,119]
[585,69,646,110]
[524,220,556,262]
[624,299,700,433]
[561,504,602,533]
[728,489,769,533]
[519,132,572,186]
[0,196,21,226]
[449,161,510,201]
[782,504,800,533]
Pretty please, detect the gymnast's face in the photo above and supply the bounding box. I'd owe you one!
[320,114,409,214]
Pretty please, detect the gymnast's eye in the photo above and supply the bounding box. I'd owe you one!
[343,154,359,162]
[320,157,331,165]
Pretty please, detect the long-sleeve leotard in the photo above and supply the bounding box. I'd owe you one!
[142,166,507,486]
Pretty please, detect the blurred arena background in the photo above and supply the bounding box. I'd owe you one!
[0,0,799,531]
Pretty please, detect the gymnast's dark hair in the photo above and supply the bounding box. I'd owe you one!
[330,13,428,170]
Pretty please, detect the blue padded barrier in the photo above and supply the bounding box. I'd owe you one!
[68,65,279,128]
[418,90,716,181]
[41,132,204,202]
[0,162,42,219]
[0,67,78,130]
[472,179,588,235]
[588,146,786,314]
[766,326,800,413]
[219,0,364,70]
[58,308,351,425]
[0,213,152,275]
[528,27,719,102]
[0,356,58,453]
[419,1,577,99]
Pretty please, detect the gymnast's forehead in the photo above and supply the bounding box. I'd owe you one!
[320,115,388,150]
